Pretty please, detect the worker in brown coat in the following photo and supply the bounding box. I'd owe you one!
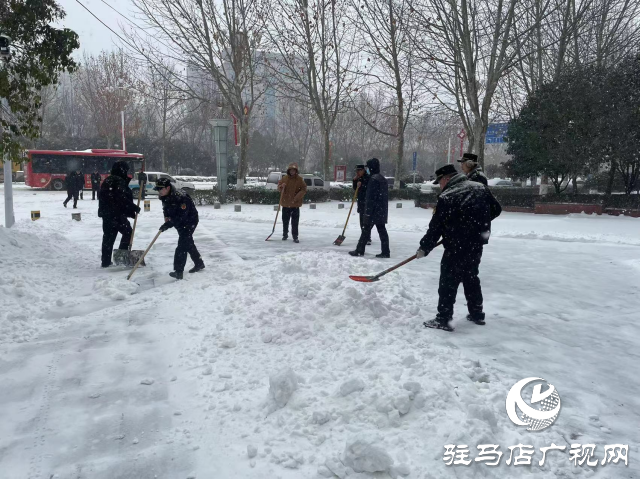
[278,163,307,243]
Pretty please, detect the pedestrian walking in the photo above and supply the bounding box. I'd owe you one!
[458,153,488,186]
[418,164,502,332]
[91,168,101,200]
[137,168,148,200]
[349,158,390,258]
[77,169,84,200]
[98,161,140,267]
[155,178,204,280]
[63,170,80,208]
[352,164,371,246]
[278,163,307,243]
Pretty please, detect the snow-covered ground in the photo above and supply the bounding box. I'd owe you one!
[1,186,639,479]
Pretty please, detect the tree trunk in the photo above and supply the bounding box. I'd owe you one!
[323,127,331,190]
[605,160,616,196]
[571,176,578,194]
[237,117,249,188]
[472,116,487,168]
[394,106,404,189]
[161,98,168,172]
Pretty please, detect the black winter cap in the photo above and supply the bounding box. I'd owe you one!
[154,178,171,190]
[458,153,478,163]
[111,160,130,179]
[355,164,366,170]
[433,164,458,184]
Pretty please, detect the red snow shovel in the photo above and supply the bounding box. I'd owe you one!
[334,186,359,246]
[349,241,443,283]
[265,189,285,241]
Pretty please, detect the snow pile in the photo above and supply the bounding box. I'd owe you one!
[268,368,299,410]
[342,436,394,473]
[164,250,585,478]
[0,225,94,343]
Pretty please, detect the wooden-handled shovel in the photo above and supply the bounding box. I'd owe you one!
[334,186,359,246]
[349,241,443,283]
[265,189,285,241]
[127,230,163,281]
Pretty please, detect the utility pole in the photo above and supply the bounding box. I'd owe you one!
[1,33,15,227]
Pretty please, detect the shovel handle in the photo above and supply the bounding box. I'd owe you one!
[341,186,359,236]
[269,189,285,235]
[129,183,144,251]
[127,230,162,281]
[371,240,444,281]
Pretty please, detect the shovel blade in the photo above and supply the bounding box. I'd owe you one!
[333,235,346,246]
[113,249,146,267]
[265,232,275,241]
[348,275,379,283]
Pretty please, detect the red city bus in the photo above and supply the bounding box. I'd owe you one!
[24,149,145,191]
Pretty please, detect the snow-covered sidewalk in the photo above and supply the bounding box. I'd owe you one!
[1,188,639,478]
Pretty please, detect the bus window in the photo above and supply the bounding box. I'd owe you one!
[32,155,52,173]
[132,160,143,172]
[32,154,66,173]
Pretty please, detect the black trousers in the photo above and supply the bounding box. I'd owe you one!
[92,186,100,200]
[140,182,146,199]
[101,217,132,267]
[64,190,79,207]
[174,223,203,272]
[356,222,390,255]
[282,207,300,239]
[359,213,371,242]
[437,247,484,321]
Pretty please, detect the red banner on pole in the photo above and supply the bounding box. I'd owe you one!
[334,165,347,182]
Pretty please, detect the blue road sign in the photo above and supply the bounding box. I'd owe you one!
[485,122,509,144]
[412,151,417,171]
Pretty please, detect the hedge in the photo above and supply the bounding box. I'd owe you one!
[415,189,640,210]
[192,187,420,205]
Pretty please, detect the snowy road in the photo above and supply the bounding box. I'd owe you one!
[1,187,639,478]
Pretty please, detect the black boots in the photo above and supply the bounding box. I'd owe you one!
[189,264,205,274]
[169,271,184,280]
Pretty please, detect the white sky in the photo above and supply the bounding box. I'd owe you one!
[57,0,135,57]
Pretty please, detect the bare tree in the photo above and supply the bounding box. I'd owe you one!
[266,0,355,188]
[77,51,139,149]
[410,0,550,166]
[128,0,269,186]
[348,0,419,187]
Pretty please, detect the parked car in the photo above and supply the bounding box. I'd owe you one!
[489,178,515,187]
[130,171,196,196]
[265,171,326,190]
[419,183,438,193]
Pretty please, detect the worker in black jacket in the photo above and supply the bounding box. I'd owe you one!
[155,178,204,280]
[352,164,371,245]
[63,170,81,208]
[418,164,502,332]
[98,161,140,267]
[349,157,390,258]
[91,169,102,200]
[458,153,488,186]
